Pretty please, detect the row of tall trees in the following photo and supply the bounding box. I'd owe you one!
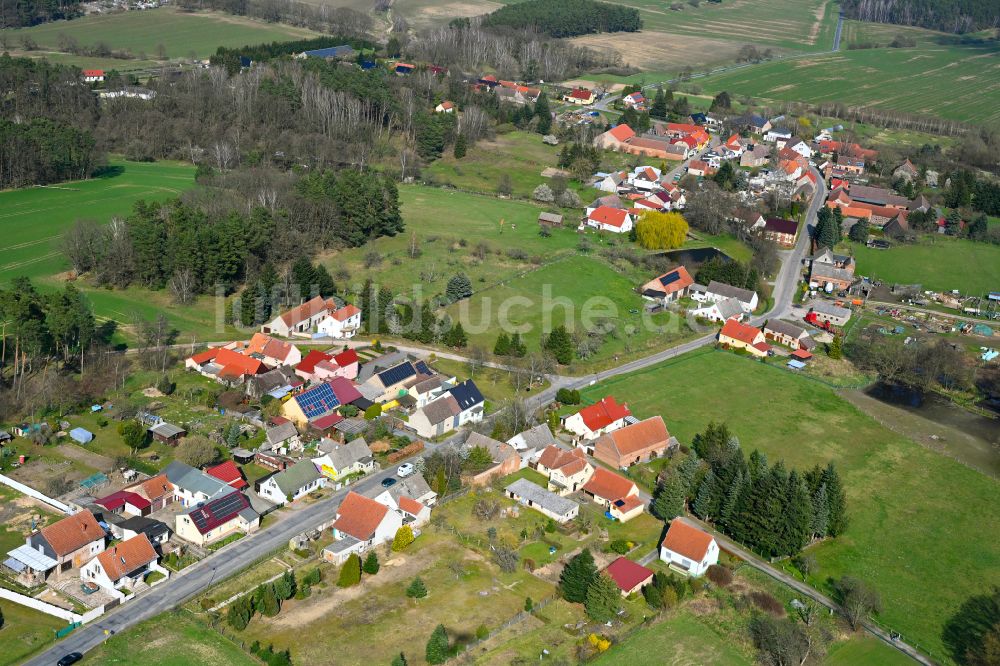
[481,0,641,38]
[840,0,1000,33]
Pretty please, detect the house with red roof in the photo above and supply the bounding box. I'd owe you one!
[82,69,105,82]
[81,533,165,598]
[604,557,655,596]
[262,296,343,337]
[240,333,302,367]
[185,346,268,385]
[629,165,662,191]
[687,160,712,178]
[586,206,634,234]
[535,445,593,495]
[594,124,636,151]
[435,100,455,113]
[316,303,362,339]
[581,467,644,522]
[762,217,800,247]
[563,88,595,105]
[660,518,719,576]
[719,318,770,358]
[93,490,152,518]
[324,491,404,564]
[593,415,673,469]
[640,266,694,305]
[562,396,632,441]
[296,348,360,382]
[205,461,248,491]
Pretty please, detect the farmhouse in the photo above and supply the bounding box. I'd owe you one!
[719,318,770,358]
[640,266,694,305]
[536,445,592,495]
[691,296,744,323]
[809,301,852,327]
[205,460,248,491]
[312,437,376,481]
[593,416,673,469]
[507,423,558,467]
[660,518,719,577]
[764,320,816,351]
[564,88,595,105]
[261,295,344,337]
[563,396,631,441]
[703,281,759,313]
[239,333,302,367]
[258,460,325,505]
[762,217,799,247]
[80,533,165,598]
[175,492,259,547]
[316,304,362,339]
[605,557,655,596]
[810,262,855,292]
[505,478,579,524]
[9,511,105,583]
[325,491,403,564]
[581,468,644,522]
[185,347,267,385]
[586,206,634,234]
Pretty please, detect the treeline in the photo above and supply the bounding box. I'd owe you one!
[841,0,1000,33]
[481,0,642,38]
[210,35,375,73]
[65,168,402,299]
[176,0,373,36]
[944,170,1000,215]
[0,0,79,28]
[0,118,97,188]
[652,423,848,558]
[849,336,973,393]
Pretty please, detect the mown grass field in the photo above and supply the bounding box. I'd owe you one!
[824,636,916,665]
[85,609,256,666]
[0,601,67,666]
[591,611,754,665]
[0,7,320,61]
[695,36,1000,124]
[847,237,1000,295]
[579,348,1000,663]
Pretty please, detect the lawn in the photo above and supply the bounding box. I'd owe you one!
[694,37,1000,124]
[592,611,754,666]
[84,609,256,666]
[444,254,694,371]
[824,636,916,665]
[848,237,1000,295]
[0,601,67,666]
[579,348,1000,663]
[430,357,546,407]
[0,7,319,61]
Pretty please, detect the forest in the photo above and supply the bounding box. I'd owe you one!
[481,0,642,38]
[841,0,1000,33]
[0,0,80,28]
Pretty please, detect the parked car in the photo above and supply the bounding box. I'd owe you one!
[58,654,83,666]
[397,463,415,477]
[381,477,397,488]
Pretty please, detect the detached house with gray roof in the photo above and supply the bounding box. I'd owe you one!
[258,460,325,505]
[312,437,376,481]
[505,478,579,524]
[407,379,485,438]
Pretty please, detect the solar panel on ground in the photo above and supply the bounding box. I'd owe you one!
[297,383,341,419]
[659,271,680,287]
[377,362,416,387]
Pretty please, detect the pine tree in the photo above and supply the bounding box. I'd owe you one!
[444,322,467,348]
[446,273,473,302]
[363,551,380,575]
[227,596,251,630]
[493,332,511,356]
[650,476,686,521]
[828,334,843,359]
[260,583,281,616]
[810,483,829,538]
[676,452,701,491]
[406,577,428,598]
[291,256,316,296]
[779,470,813,555]
[338,553,362,587]
[544,324,574,364]
[425,624,449,665]
[313,264,337,297]
[692,470,719,522]
[453,133,467,159]
[584,573,621,622]
[822,464,849,536]
[651,88,667,118]
[535,93,551,134]
[748,449,769,482]
[510,332,527,357]
[848,218,869,243]
[435,468,447,497]
[719,469,746,529]
[559,548,598,603]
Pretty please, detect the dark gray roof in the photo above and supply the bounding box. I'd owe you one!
[707,281,756,305]
[466,432,516,463]
[505,478,578,516]
[149,422,185,438]
[316,437,372,469]
[163,461,232,499]
[448,380,484,411]
[811,301,851,319]
[811,263,855,283]
[508,423,556,452]
[765,319,807,339]
[714,297,744,321]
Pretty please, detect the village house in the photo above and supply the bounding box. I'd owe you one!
[640,266,694,305]
[783,137,812,158]
[239,333,302,367]
[762,217,799,247]
[82,69,105,82]
[127,474,174,512]
[505,478,580,524]
[594,124,636,151]
[622,91,645,109]
[93,490,151,518]
[245,366,301,401]
[185,346,267,385]
[369,473,438,508]
[562,396,631,441]
[408,379,485,438]
[581,467,644,522]
[739,144,770,168]
[312,437,376,481]
[563,88,595,105]
[586,206,635,234]
[700,281,759,313]
[605,557,655,596]
[324,491,404,564]
[835,154,865,175]
[687,160,712,178]
[719,318,770,358]
[893,159,919,182]
[116,516,170,547]
[261,296,344,337]
[593,171,627,193]
[163,461,234,507]
[316,304,362,339]
[808,301,852,327]
[258,460,325,505]
[6,511,105,583]
[660,518,719,577]
[407,374,453,408]
[295,348,360,383]
[281,377,363,429]
[721,133,745,157]
[691,296,744,323]
[465,432,521,486]
[265,420,300,451]
[435,100,455,113]
[80,533,165,598]
[359,359,428,403]
[764,320,816,352]
[764,127,792,144]
[205,461,249,491]
[535,445,593,495]
[174,492,259,547]
[809,248,856,292]
[629,166,662,191]
[507,423,558,468]
[730,113,771,134]
[593,416,673,469]
[731,208,766,230]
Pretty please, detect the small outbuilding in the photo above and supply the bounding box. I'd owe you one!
[604,556,655,596]
[538,212,564,228]
[149,422,186,445]
[70,427,94,444]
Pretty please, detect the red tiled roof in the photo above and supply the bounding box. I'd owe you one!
[94,490,151,512]
[82,69,104,76]
[582,467,637,502]
[688,159,708,171]
[614,494,644,514]
[135,474,172,502]
[568,88,592,101]
[310,412,344,430]
[608,124,635,142]
[589,206,630,228]
[753,341,772,353]
[576,396,631,432]
[39,511,103,557]
[190,349,217,365]
[331,304,361,322]
[397,496,424,516]
[605,556,654,592]
[600,416,669,457]
[205,461,248,490]
[95,533,156,581]
[661,518,714,561]
[538,445,586,472]
[720,318,763,346]
[279,296,335,327]
[666,122,702,134]
[642,266,694,296]
[213,347,267,377]
[333,491,389,540]
[297,349,333,375]
[333,348,359,367]
[791,349,813,360]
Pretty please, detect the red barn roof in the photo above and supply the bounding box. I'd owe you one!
[576,396,631,431]
[205,461,248,490]
[605,557,654,592]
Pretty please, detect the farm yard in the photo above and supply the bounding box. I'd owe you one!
[694,34,1000,124]
[0,7,321,66]
[847,237,1000,295]
[580,348,1000,662]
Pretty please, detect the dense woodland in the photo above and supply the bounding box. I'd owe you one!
[841,0,1000,33]
[480,0,642,38]
[0,0,79,28]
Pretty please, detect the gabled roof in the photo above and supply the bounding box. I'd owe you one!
[270,460,322,497]
[163,461,233,500]
[466,432,517,463]
[96,533,157,581]
[710,297,744,322]
[185,492,253,535]
[330,304,361,322]
[707,281,756,304]
[605,556,654,592]
[245,333,297,362]
[266,421,298,446]
[597,416,669,457]
[576,396,631,432]
[589,206,631,228]
[582,467,637,502]
[94,490,151,513]
[317,437,373,470]
[134,474,172,502]
[765,319,808,339]
[537,444,586,471]
[567,88,593,101]
[205,461,248,490]
[506,478,578,516]
[509,423,557,452]
[39,511,103,556]
[333,491,389,540]
[763,217,798,235]
[641,266,693,296]
[333,348,359,367]
[607,124,635,142]
[421,394,461,425]
[278,296,335,327]
[448,380,484,411]
[662,518,714,561]
[397,496,425,516]
[720,318,763,345]
[297,349,332,375]
[117,515,170,538]
[192,347,267,378]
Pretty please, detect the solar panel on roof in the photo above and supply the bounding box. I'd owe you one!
[191,492,245,532]
[658,271,681,287]
[377,362,416,387]
[415,361,431,375]
[297,383,341,419]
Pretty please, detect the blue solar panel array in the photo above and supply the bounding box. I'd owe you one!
[377,362,416,388]
[191,492,246,532]
[297,382,341,419]
[415,360,432,375]
[659,271,681,287]
[449,380,484,410]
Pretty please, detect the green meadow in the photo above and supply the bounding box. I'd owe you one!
[847,237,1000,295]
[581,349,1000,663]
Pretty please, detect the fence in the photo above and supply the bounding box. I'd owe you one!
[0,473,74,514]
[455,593,559,658]
[0,587,82,623]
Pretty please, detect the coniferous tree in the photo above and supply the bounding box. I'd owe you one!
[544,324,574,364]
[391,653,408,666]
[453,133,467,159]
[748,449,769,482]
[260,583,281,616]
[584,573,622,622]
[719,469,746,528]
[692,469,720,522]
[494,332,511,356]
[407,577,428,598]
[338,553,362,587]
[822,464,849,536]
[535,93,551,134]
[446,273,473,303]
[443,322,467,348]
[676,452,702,491]
[510,332,527,357]
[650,476,686,521]
[425,624,449,665]
[559,548,598,603]
[828,334,843,359]
[810,483,829,538]
[779,470,813,555]
[651,88,668,118]
[363,551,380,575]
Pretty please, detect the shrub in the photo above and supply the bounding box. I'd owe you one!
[749,591,785,616]
[705,564,733,587]
[608,539,631,555]
[555,388,581,404]
[363,551,380,575]
[475,623,489,640]
[524,597,533,612]
[406,577,428,599]
[338,553,362,587]
[364,404,383,419]
[392,525,415,551]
